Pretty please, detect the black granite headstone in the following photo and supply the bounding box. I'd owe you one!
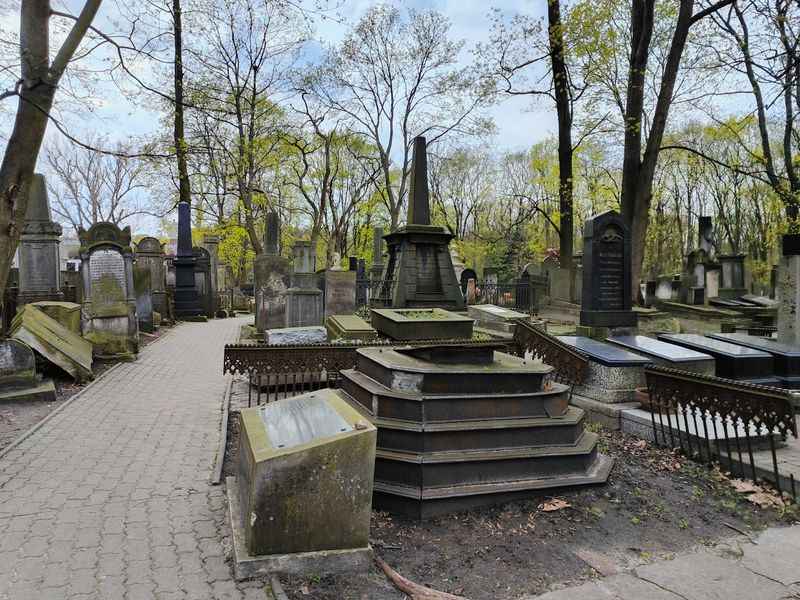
[174,201,203,318]
[407,137,430,226]
[580,211,637,328]
[265,211,280,256]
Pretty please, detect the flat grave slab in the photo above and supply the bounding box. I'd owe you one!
[741,294,778,308]
[326,314,377,341]
[658,333,774,382]
[557,336,651,367]
[607,335,714,375]
[707,332,800,386]
[370,308,473,341]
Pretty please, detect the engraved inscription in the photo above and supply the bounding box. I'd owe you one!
[597,225,624,311]
[89,248,127,312]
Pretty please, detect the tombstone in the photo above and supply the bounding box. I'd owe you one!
[201,235,220,316]
[78,222,138,357]
[320,269,356,319]
[370,227,385,282]
[355,259,368,308]
[579,211,637,335]
[706,266,720,300]
[348,256,358,271]
[698,216,715,259]
[253,212,290,331]
[770,264,778,300]
[173,201,204,319]
[680,249,707,305]
[18,174,63,305]
[643,280,657,308]
[484,267,498,287]
[134,237,167,317]
[573,252,584,304]
[541,255,559,300]
[230,391,375,577]
[465,278,477,304]
[193,246,213,318]
[459,268,477,296]
[655,275,673,301]
[133,265,154,333]
[718,254,747,300]
[285,241,323,327]
[777,234,800,346]
[0,339,56,402]
[450,249,466,284]
[375,137,464,309]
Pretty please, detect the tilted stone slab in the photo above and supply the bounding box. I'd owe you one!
[10,305,93,382]
[30,301,82,335]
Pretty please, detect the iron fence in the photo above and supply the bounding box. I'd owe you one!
[355,279,394,311]
[645,365,798,500]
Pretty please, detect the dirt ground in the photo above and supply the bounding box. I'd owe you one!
[222,410,798,600]
[0,328,167,453]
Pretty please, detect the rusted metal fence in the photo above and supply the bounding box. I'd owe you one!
[513,319,589,387]
[645,365,798,500]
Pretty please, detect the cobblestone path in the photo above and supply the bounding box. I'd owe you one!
[0,317,265,600]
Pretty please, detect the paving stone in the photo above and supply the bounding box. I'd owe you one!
[740,527,800,586]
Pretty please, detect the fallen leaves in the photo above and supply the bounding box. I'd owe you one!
[728,478,787,509]
[539,498,571,512]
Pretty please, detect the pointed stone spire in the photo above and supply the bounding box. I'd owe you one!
[176,201,194,258]
[406,136,430,226]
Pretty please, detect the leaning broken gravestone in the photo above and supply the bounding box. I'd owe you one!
[228,389,376,578]
[0,339,56,402]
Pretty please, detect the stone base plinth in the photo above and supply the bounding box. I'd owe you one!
[579,310,638,329]
[575,325,637,341]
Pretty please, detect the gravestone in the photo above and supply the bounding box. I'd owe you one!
[375,137,464,309]
[201,235,220,316]
[193,246,213,318]
[265,326,327,345]
[133,265,154,333]
[173,201,204,319]
[18,174,63,305]
[579,211,637,335]
[718,254,748,300]
[254,212,291,332]
[460,268,477,296]
[484,268,498,287]
[326,314,377,341]
[321,269,356,319]
[777,234,800,346]
[134,237,167,317]
[0,339,56,402]
[706,265,720,299]
[450,249,466,284]
[355,259,368,307]
[285,241,323,327]
[370,227,385,282]
[230,390,375,577]
[698,216,715,258]
[573,252,584,304]
[78,222,138,357]
[681,249,708,305]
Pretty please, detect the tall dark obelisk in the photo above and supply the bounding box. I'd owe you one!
[173,201,204,318]
[373,136,464,309]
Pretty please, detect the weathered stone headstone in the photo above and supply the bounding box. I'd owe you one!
[326,314,377,341]
[370,227,384,282]
[466,278,477,304]
[201,235,220,316]
[134,237,167,317]
[321,270,356,319]
[18,174,63,305]
[777,235,800,345]
[230,390,375,577]
[265,325,327,345]
[285,241,323,327]
[375,137,464,309]
[579,211,637,335]
[0,339,56,402]
[133,265,154,333]
[29,301,81,335]
[193,246,213,318]
[78,222,138,357]
[254,212,291,332]
[718,254,747,300]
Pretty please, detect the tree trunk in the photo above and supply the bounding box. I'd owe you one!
[547,0,574,285]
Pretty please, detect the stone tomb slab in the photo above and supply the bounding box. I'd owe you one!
[232,389,375,577]
[557,336,650,405]
[467,304,527,335]
[0,339,56,402]
[606,335,715,375]
[370,308,473,341]
[708,332,800,388]
[326,315,377,341]
[265,326,327,346]
[658,333,776,384]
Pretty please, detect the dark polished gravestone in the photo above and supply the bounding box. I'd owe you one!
[579,211,638,331]
[708,332,800,388]
[558,336,650,368]
[657,333,777,384]
[606,335,714,375]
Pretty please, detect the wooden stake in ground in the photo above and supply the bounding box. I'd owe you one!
[375,556,469,600]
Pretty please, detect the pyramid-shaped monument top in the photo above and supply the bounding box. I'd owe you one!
[406,136,431,226]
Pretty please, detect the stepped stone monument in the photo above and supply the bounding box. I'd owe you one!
[285,241,323,327]
[78,222,138,357]
[579,210,637,337]
[18,174,63,305]
[254,212,291,332]
[134,237,167,317]
[374,137,464,309]
[229,390,376,577]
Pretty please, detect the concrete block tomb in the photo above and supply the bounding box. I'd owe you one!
[229,390,376,578]
[371,308,473,341]
[0,339,56,402]
[339,343,612,518]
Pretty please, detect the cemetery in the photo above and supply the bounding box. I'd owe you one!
[1,2,800,600]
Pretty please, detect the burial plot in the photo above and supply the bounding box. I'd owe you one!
[658,333,776,385]
[78,223,138,358]
[18,174,63,305]
[254,212,291,332]
[0,339,56,402]
[229,390,375,577]
[370,307,473,341]
[579,211,637,334]
[606,335,714,375]
[708,332,800,389]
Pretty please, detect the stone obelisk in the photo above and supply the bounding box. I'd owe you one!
[173,202,204,319]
